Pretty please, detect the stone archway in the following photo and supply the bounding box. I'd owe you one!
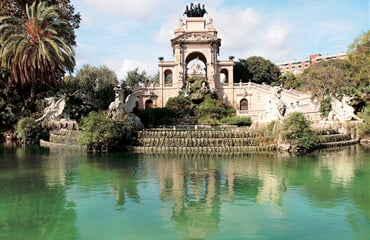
[145,99,154,109]
[185,52,207,80]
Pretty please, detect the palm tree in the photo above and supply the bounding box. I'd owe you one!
[0,1,75,96]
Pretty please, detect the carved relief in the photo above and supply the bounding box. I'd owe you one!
[176,33,218,42]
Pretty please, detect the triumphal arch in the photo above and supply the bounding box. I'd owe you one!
[137,4,321,122]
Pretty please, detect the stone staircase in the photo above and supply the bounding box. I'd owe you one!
[40,129,81,149]
[316,130,358,148]
[132,128,359,154]
[133,129,277,153]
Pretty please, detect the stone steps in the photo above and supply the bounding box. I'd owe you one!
[132,145,277,154]
[137,137,272,147]
[318,133,351,143]
[318,139,359,148]
[138,129,263,139]
[49,129,79,145]
[135,129,357,153]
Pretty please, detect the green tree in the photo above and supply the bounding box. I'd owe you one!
[0,1,75,96]
[234,56,280,84]
[300,60,348,100]
[123,68,150,88]
[0,0,80,46]
[75,65,118,93]
[149,71,159,84]
[279,72,302,89]
[233,60,252,83]
[346,30,370,91]
[73,64,118,111]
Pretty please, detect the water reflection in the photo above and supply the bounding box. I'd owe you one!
[0,145,369,239]
[143,149,369,239]
[155,156,222,239]
[0,146,78,240]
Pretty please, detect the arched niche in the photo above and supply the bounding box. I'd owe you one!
[164,69,173,86]
[220,68,228,84]
[145,99,154,109]
[240,98,248,111]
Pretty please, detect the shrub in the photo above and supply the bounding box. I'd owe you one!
[165,95,194,123]
[78,112,122,152]
[197,117,220,125]
[267,120,279,134]
[358,104,370,137]
[220,116,252,126]
[135,108,175,128]
[281,112,319,150]
[196,94,232,121]
[320,97,332,118]
[15,117,41,143]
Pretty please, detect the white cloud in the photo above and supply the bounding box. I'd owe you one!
[157,5,293,62]
[74,43,94,69]
[104,58,158,80]
[157,14,179,45]
[81,0,165,20]
[215,7,262,51]
[217,8,293,61]
[72,0,367,77]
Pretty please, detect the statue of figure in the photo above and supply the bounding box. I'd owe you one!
[108,85,138,120]
[326,95,363,122]
[190,63,203,75]
[122,94,138,113]
[259,86,287,122]
[184,3,207,17]
[178,18,184,29]
[223,93,228,105]
[108,85,124,119]
[201,81,209,94]
[207,18,216,30]
[36,96,66,122]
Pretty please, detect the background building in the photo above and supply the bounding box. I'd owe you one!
[277,52,347,74]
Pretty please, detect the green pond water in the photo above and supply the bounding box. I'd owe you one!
[0,145,369,240]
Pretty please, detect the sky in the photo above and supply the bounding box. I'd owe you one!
[71,0,369,79]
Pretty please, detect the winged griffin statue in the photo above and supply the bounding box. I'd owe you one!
[36,96,66,122]
[258,86,287,122]
[326,95,362,122]
[108,85,138,120]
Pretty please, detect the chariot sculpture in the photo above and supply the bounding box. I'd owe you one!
[184,3,207,17]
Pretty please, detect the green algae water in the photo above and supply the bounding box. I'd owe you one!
[0,145,369,240]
